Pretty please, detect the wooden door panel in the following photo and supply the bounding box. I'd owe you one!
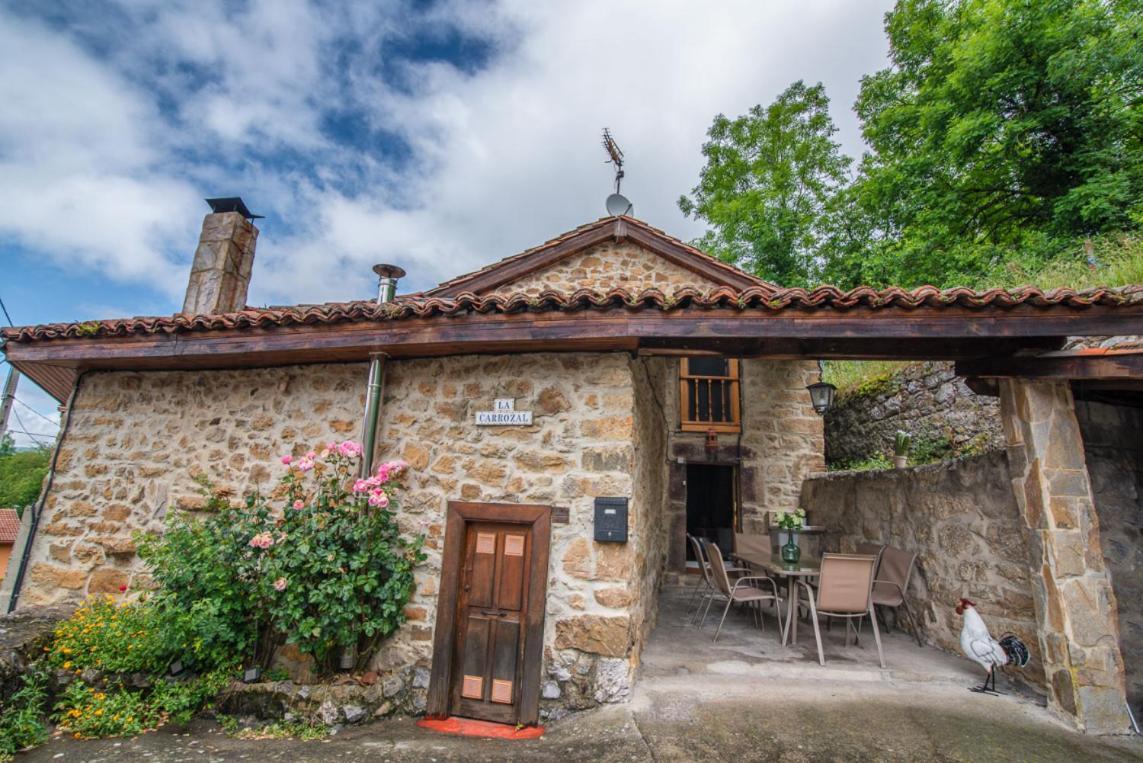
[458,615,491,700]
[467,531,498,608]
[496,533,526,611]
[490,618,520,704]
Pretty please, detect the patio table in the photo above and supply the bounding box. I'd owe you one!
[732,551,820,646]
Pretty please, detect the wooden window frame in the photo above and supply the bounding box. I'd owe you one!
[426,501,552,726]
[679,357,741,433]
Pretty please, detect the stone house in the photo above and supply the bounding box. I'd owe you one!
[2,200,1141,732]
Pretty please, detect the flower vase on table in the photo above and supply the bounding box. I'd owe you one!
[774,507,807,566]
[781,532,801,565]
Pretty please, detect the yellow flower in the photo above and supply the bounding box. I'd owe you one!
[95,692,106,700]
[63,661,72,669]
[95,709,104,716]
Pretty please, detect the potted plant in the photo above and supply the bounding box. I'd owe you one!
[774,508,807,565]
[894,430,911,469]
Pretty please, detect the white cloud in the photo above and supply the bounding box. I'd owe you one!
[250,1,895,303]
[1,0,893,308]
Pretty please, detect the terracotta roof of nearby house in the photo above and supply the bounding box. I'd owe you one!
[0,509,20,544]
[3,284,1137,343]
[420,215,774,296]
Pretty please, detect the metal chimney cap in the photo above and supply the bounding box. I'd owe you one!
[205,197,264,220]
[372,264,407,280]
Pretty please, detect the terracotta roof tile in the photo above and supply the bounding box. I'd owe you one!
[3,284,1137,343]
[0,509,21,544]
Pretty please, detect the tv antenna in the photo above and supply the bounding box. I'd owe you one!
[601,128,633,216]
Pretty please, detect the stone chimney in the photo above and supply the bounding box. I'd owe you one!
[181,197,261,315]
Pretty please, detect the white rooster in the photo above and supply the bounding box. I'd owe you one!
[956,598,1029,694]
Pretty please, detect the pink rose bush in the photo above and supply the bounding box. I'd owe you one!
[139,439,425,674]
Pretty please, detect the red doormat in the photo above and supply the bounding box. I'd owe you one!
[416,717,545,740]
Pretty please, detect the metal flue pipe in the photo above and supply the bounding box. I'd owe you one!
[358,264,405,477]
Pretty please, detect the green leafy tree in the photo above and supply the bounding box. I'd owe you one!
[834,0,1143,287]
[0,435,51,511]
[679,81,852,287]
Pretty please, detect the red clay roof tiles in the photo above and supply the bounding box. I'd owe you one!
[0,509,21,544]
[3,284,1137,343]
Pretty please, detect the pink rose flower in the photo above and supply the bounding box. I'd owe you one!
[292,500,305,510]
[338,440,363,458]
[296,458,315,473]
[305,451,317,460]
[280,455,293,465]
[352,479,370,493]
[368,490,389,508]
[273,577,288,592]
[249,532,275,549]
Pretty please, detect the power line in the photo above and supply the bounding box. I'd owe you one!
[10,410,51,447]
[0,295,12,326]
[13,398,58,426]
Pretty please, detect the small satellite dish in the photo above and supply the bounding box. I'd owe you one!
[606,193,633,217]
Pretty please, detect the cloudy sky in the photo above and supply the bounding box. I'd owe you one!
[0,0,894,445]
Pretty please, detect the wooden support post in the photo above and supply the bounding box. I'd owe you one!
[998,378,1130,734]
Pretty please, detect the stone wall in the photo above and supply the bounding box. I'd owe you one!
[21,364,370,606]
[486,241,722,297]
[664,358,824,571]
[369,353,648,714]
[1076,399,1143,716]
[800,452,1045,690]
[824,361,1002,466]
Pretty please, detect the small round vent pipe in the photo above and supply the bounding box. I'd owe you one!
[358,264,404,479]
[373,264,406,305]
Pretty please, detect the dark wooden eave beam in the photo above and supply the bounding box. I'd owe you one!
[955,350,1143,381]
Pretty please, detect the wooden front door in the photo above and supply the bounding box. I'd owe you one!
[451,523,530,722]
[427,502,551,726]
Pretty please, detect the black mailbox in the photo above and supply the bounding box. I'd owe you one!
[593,497,628,542]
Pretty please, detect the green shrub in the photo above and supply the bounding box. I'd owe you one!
[137,441,425,674]
[829,453,893,472]
[55,681,152,739]
[0,665,50,760]
[48,596,178,675]
[53,670,232,740]
[909,431,954,465]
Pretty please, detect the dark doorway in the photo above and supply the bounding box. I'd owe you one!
[685,464,737,564]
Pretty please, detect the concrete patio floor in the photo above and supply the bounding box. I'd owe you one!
[18,584,1143,762]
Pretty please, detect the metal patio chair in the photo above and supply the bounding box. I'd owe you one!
[793,552,885,668]
[871,545,923,646]
[702,540,783,642]
[685,533,716,625]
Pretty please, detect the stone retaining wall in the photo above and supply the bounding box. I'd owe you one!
[800,452,1045,690]
[824,361,1002,466]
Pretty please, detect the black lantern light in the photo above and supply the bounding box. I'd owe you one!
[806,360,836,415]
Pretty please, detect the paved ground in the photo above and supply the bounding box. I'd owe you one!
[19,585,1143,762]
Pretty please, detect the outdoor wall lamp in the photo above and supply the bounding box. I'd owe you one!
[806,360,836,416]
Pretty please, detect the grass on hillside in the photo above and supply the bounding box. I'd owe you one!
[824,233,1142,396]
